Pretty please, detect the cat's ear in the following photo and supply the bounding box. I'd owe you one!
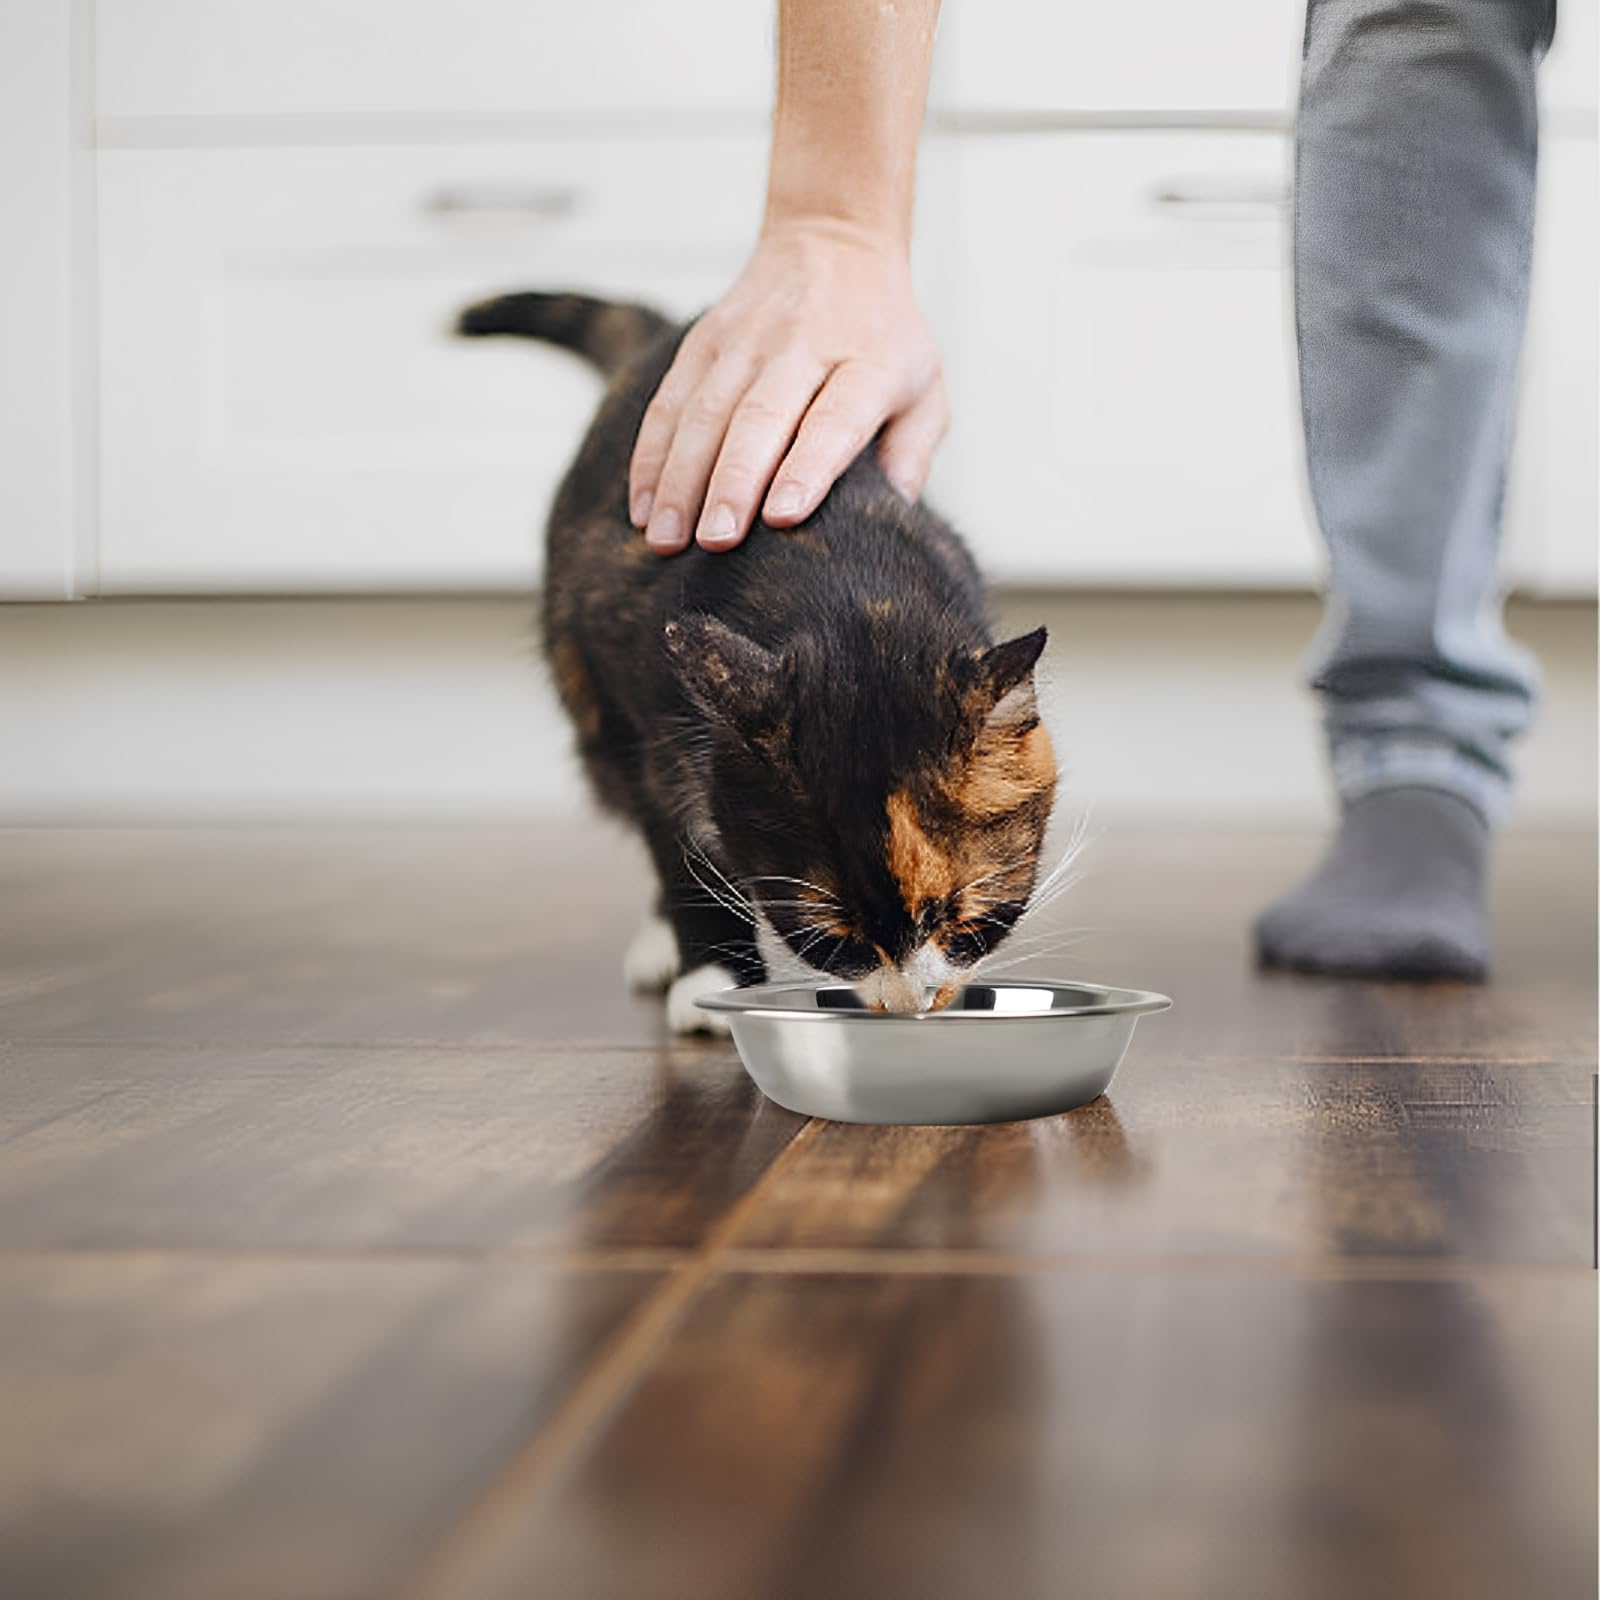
[663,614,782,727]
[971,626,1048,721]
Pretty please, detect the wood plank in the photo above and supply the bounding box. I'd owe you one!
[727,1059,1594,1267]
[0,1042,801,1251]
[0,1257,662,1600]
[0,820,1591,1600]
[430,1269,1596,1600]
[0,825,664,1047]
[1004,828,1598,1064]
[0,826,1590,1060]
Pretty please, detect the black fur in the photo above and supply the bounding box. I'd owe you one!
[459,290,1055,1000]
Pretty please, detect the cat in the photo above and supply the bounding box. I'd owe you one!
[458,290,1059,1034]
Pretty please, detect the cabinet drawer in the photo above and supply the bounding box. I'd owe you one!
[936,131,1321,587]
[97,0,775,120]
[935,0,1303,116]
[97,140,768,592]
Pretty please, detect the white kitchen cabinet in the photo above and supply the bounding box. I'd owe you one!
[97,0,775,122]
[1505,133,1599,596]
[3,0,1590,600]
[936,131,1321,588]
[98,140,768,592]
[934,120,1595,594]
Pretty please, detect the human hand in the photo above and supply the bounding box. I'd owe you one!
[629,218,948,554]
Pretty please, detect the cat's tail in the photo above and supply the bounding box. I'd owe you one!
[454,291,674,376]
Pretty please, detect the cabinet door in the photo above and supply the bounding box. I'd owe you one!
[97,141,767,592]
[936,131,1321,587]
[1504,133,1598,597]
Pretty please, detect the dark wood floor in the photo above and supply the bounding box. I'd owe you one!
[0,822,1593,1600]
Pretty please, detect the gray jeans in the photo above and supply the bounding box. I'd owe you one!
[1295,0,1558,824]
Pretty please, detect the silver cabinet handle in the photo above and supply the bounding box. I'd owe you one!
[1151,178,1290,211]
[423,183,581,219]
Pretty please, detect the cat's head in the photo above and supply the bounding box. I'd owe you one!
[664,612,1057,1010]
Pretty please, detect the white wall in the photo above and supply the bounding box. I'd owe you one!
[1,594,1591,828]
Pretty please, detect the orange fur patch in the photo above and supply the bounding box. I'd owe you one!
[549,637,602,740]
[954,721,1058,820]
[885,790,958,909]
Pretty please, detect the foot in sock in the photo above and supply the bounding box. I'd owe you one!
[1254,787,1492,981]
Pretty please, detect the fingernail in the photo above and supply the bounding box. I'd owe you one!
[767,483,805,519]
[699,504,738,547]
[631,490,653,527]
[645,506,682,550]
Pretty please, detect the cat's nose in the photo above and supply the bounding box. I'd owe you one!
[852,967,924,1013]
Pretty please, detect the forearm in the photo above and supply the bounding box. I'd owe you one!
[628,0,947,551]
[763,0,942,249]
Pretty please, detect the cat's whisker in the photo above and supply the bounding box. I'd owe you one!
[674,892,758,915]
[979,921,1096,961]
[1044,811,1098,880]
[972,929,1093,978]
[981,922,1095,957]
[984,947,1090,974]
[1025,877,1085,919]
[792,928,838,963]
[684,836,755,910]
[990,939,1078,982]
[679,844,756,928]
[1026,871,1092,920]
[992,935,1088,959]
[752,899,846,913]
[955,864,1016,899]
[681,878,754,926]
[1021,824,1097,920]
[744,873,841,898]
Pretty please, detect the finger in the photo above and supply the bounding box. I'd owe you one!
[762,362,894,526]
[628,334,714,530]
[644,357,756,553]
[696,355,829,550]
[876,380,950,504]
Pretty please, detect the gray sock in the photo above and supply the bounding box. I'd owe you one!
[1254,787,1492,981]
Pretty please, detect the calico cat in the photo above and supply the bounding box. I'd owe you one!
[458,291,1058,1034]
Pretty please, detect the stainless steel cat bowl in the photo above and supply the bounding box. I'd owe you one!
[696,979,1171,1125]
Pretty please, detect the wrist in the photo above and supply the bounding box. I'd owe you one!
[757,207,911,262]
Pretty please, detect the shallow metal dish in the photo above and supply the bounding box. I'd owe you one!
[696,979,1172,1126]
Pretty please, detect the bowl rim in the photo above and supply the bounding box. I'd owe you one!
[694,977,1173,1022]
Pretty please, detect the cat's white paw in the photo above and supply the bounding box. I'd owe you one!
[666,963,737,1036]
[623,914,679,993]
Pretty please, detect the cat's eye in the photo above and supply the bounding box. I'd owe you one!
[944,900,1024,965]
[942,925,993,966]
[815,935,880,979]
[774,915,878,978]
